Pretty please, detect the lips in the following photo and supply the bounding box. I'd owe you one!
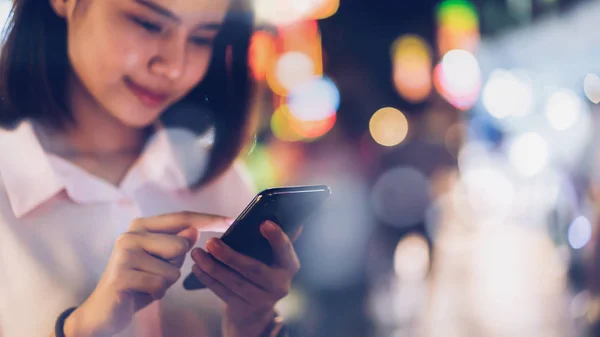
[125,77,169,108]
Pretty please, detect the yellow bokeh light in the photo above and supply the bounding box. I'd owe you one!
[271,105,305,142]
[369,107,409,147]
[391,35,433,103]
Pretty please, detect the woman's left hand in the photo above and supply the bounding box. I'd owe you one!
[190,220,301,337]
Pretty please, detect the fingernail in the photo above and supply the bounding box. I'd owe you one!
[191,248,201,262]
[266,221,277,231]
[206,238,221,253]
[261,221,276,235]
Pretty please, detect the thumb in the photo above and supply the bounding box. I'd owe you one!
[178,227,199,251]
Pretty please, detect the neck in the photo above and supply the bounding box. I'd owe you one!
[39,71,146,157]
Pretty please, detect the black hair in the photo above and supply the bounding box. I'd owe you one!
[0,0,256,186]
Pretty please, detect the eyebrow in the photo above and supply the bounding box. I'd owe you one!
[134,0,223,30]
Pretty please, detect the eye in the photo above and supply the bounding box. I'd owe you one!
[190,37,213,47]
[131,16,163,33]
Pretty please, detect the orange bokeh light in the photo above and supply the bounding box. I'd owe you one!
[249,31,277,82]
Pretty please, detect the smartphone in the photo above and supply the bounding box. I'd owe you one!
[183,185,331,290]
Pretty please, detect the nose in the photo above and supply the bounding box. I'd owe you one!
[149,35,186,80]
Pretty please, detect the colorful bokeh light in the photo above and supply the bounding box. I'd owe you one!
[436,0,479,54]
[271,104,337,141]
[437,0,479,33]
[267,21,323,96]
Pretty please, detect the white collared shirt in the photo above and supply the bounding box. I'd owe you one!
[0,121,255,337]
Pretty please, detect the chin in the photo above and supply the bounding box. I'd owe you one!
[114,106,163,129]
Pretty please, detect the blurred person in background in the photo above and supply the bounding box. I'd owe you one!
[0,0,302,336]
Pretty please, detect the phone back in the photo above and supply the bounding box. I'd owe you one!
[221,186,330,266]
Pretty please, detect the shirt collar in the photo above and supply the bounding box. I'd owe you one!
[0,121,208,218]
[0,121,64,218]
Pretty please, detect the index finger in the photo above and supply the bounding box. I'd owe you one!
[130,211,234,234]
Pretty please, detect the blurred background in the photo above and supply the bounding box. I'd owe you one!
[5,0,600,336]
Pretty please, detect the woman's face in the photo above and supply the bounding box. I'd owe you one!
[51,0,230,128]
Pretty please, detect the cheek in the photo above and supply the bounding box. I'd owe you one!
[69,18,149,88]
[178,50,213,92]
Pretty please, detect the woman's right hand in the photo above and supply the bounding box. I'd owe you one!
[62,212,233,337]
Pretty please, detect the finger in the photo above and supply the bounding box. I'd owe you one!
[128,250,182,284]
[177,227,200,251]
[206,238,276,290]
[291,226,303,243]
[119,270,168,300]
[192,248,269,303]
[129,211,234,234]
[116,232,190,261]
[191,264,243,305]
[260,221,301,272]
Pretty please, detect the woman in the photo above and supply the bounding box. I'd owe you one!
[0,0,300,336]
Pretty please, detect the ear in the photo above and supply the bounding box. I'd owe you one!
[48,0,70,18]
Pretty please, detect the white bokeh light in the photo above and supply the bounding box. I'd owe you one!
[394,234,430,282]
[276,52,315,92]
[461,164,515,218]
[290,0,325,17]
[508,132,549,177]
[288,77,339,121]
[483,69,534,119]
[439,49,481,98]
[568,216,592,250]
[545,89,582,131]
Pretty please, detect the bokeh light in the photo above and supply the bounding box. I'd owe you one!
[482,69,534,119]
[545,89,583,131]
[288,76,339,121]
[275,51,315,92]
[391,35,433,103]
[434,49,481,110]
[271,105,305,142]
[249,31,276,82]
[461,161,516,218]
[436,0,479,54]
[267,21,324,96]
[369,107,409,147]
[244,145,278,190]
[437,0,479,32]
[292,0,339,20]
[371,167,430,227]
[508,132,549,177]
[271,103,337,141]
[254,0,304,26]
[291,114,337,139]
[584,73,600,104]
[568,216,592,250]
[394,234,430,282]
